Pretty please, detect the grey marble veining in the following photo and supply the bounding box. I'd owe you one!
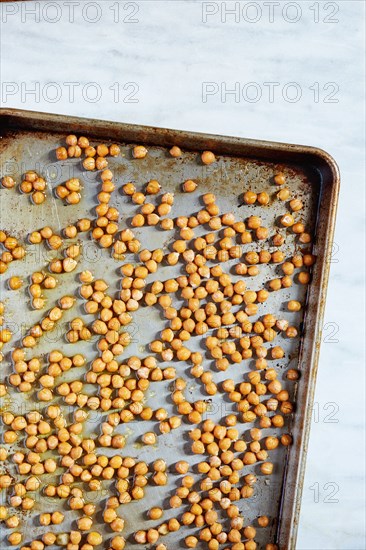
[1,1,365,548]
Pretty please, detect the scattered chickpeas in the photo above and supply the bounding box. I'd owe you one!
[0,132,316,550]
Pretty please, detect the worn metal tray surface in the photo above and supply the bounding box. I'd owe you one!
[0,110,339,550]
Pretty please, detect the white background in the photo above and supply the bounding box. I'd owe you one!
[1,1,365,548]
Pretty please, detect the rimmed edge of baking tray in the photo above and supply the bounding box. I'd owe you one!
[0,108,340,549]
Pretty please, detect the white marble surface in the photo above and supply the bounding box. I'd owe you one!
[1,1,365,548]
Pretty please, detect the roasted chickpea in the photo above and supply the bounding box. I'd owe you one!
[183,180,197,193]
[201,151,216,165]
[169,145,182,157]
[133,145,148,159]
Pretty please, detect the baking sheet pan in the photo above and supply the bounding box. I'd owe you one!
[0,109,339,549]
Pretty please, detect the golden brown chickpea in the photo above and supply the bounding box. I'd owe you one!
[104,508,117,524]
[277,187,290,201]
[146,529,160,544]
[169,145,182,157]
[298,271,310,284]
[51,512,65,525]
[257,191,270,205]
[256,515,269,527]
[8,532,22,546]
[78,516,93,531]
[56,147,68,160]
[149,507,163,520]
[146,179,161,194]
[9,276,23,290]
[246,216,261,230]
[256,227,269,240]
[87,532,103,546]
[299,232,312,243]
[77,136,89,148]
[65,134,77,146]
[260,462,274,475]
[109,144,120,156]
[131,214,145,227]
[63,257,77,272]
[0,260,8,274]
[183,180,197,193]
[268,279,282,290]
[111,536,126,550]
[288,300,301,312]
[142,432,156,445]
[286,326,298,338]
[43,532,57,546]
[122,182,136,196]
[32,191,46,204]
[2,175,16,188]
[281,262,294,276]
[280,213,295,227]
[83,157,96,171]
[0,506,8,520]
[96,144,109,157]
[281,434,293,446]
[66,191,80,205]
[134,531,147,544]
[132,191,145,205]
[274,172,286,185]
[290,198,303,211]
[20,180,33,193]
[185,536,198,548]
[271,250,284,263]
[243,191,257,204]
[133,145,148,159]
[56,185,70,199]
[292,222,305,234]
[201,151,216,164]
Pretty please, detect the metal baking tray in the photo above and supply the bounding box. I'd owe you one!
[0,109,339,550]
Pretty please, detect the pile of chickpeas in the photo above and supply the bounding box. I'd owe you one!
[0,134,316,549]
[28,271,58,310]
[0,231,26,274]
[56,178,82,205]
[16,170,48,205]
[0,301,12,362]
[20,295,75,352]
